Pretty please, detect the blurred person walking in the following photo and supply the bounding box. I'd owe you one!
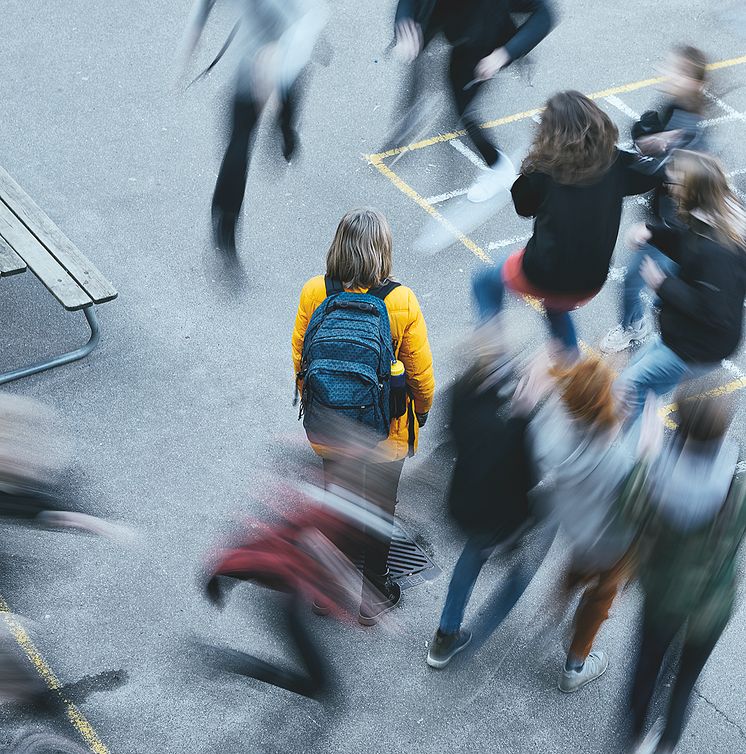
[472,91,661,359]
[529,355,656,692]
[292,208,435,625]
[616,150,746,422]
[626,393,746,754]
[180,0,327,253]
[391,0,555,202]
[426,341,552,668]
[602,46,710,353]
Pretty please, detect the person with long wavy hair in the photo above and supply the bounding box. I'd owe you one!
[472,90,661,357]
[616,149,746,422]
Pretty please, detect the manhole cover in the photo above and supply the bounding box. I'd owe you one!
[354,521,440,590]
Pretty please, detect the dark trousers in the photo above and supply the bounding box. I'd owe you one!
[400,26,498,166]
[630,601,724,749]
[322,457,405,579]
[211,86,297,221]
[225,594,327,698]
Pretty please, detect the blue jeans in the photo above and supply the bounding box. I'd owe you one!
[472,264,579,352]
[438,525,556,636]
[622,244,679,328]
[616,337,719,422]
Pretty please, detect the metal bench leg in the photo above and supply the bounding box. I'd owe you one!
[0,307,101,385]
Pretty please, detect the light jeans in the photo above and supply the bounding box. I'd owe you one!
[616,337,719,421]
[622,244,679,328]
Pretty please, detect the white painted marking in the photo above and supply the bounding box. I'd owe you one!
[736,461,746,475]
[606,95,640,120]
[727,168,746,178]
[702,113,744,127]
[704,90,746,120]
[425,187,469,205]
[487,234,531,250]
[607,266,627,282]
[722,360,746,379]
[450,139,488,170]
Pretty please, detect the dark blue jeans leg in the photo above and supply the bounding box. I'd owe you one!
[545,308,580,356]
[472,263,506,322]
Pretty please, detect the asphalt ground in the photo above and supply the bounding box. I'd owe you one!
[0,0,745,752]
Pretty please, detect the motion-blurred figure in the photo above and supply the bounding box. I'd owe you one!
[292,209,435,625]
[181,0,328,253]
[529,356,654,693]
[391,0,555,202]
[0,394,127,538]
[627,393,746,754]
[201,480,397,697]
[472,91,661,360]
[426,334,551,668]
[616,150,746,421]
[602,46,710,354]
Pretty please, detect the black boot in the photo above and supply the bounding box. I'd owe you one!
[359,570,401,626]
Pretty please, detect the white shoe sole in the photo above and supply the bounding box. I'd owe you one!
[600,330,650,354]
[557,659,609,693]
[426,633,472,669]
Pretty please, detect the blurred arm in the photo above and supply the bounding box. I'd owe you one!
[504,0,556,63]
[511,172,544,217]
[398,290,435,414]
[646,222,685,263]
[620,150,665,195]
[292,281,314,378]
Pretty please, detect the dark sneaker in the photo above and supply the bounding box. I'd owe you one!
[211,208,237,254]
[358,575,401,626]
[426,629,472,668]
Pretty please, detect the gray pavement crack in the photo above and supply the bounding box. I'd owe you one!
[693,686,746,740]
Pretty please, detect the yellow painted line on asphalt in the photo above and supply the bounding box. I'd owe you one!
[368,53,746,162]
[369,155,491,262]
[0,597,110,754]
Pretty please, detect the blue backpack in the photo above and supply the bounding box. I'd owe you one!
[297,276,400,446]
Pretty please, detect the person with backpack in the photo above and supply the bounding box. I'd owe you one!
[472,91,661,359]
[626,393,746,754]
[391,0,555,202]
[616,150,746,422]
[601,46,710,354]
[291,207,435,625]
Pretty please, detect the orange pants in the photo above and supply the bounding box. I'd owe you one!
[566,552,634,660]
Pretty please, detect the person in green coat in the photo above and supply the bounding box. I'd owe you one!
[628,392,746,754]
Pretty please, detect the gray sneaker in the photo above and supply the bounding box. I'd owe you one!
[600,319,651,354]
[426,629,472,668]
[558,651,609,693]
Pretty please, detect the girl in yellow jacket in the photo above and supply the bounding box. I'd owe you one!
[292,208,435,624]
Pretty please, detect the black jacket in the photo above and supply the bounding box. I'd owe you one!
[511,150,661,293]
[447,374,535,536]
[395,0,554,61]
[648,222,746,363]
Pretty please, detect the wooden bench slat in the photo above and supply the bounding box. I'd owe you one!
[0,166,117,303]
[0,235,26,277]
[0,201,92,311]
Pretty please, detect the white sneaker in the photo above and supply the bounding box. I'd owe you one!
[558,650,609,693]
[467,152,516,203]
[600,319,651,354]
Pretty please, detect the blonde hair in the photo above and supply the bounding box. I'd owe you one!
[551,356,619,432]
[670,150,746,250]
[326,208,393,290]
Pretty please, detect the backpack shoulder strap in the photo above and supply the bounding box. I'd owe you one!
[368,279,401,300]
[324,276,345,297]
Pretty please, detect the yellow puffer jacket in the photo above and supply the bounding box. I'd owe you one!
[292,275,435,461]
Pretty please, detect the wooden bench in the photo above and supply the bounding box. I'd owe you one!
[0,166,117,384]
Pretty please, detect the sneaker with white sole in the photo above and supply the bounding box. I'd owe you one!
[600,319,651,354]
[558,650,609,693]
[467,152,516,203]
[426,629,472,668]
